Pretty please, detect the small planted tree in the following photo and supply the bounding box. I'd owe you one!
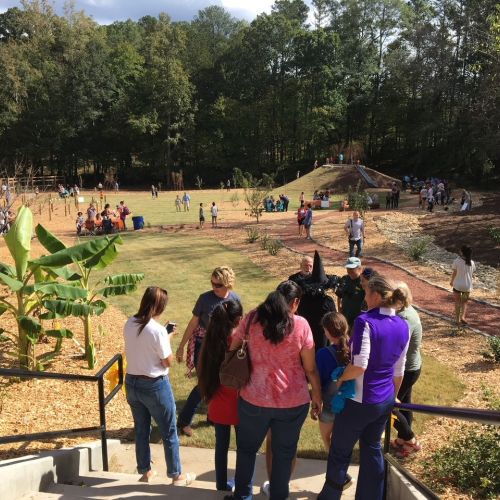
[31,225,144,369]
[0,206,87,370]
[234,168,271,223]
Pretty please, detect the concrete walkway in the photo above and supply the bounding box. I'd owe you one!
[103,444,359,499]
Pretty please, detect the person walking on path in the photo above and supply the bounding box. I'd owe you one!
[318,275,410,500]
[225,281,322,500]
[175,195,182,212]
[182,192,191,211]
[175,267,240,437]
[198,299,243,492]
[304,203,313,240]
[297,202,307,236]
[199,203,205,229]
[123,286,196,486]
[335,257,365,330]
[211,202,218,228]
[390,282,423,458]
[344,211,365,257]
[450,245,476,326]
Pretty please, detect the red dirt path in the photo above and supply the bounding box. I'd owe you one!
[269,213,500,337]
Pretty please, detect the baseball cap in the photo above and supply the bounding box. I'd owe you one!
[345,257,362,268]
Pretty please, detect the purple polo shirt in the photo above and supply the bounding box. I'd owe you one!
[350,307,410,404]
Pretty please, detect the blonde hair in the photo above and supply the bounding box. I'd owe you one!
[366,275,408,309]
[393,281,412,309]
[212,266,236,289]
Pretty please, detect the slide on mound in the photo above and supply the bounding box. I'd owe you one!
[282,165,399,194]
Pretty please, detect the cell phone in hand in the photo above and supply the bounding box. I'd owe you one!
[166,322,176,334]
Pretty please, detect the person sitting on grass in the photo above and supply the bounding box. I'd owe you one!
[197,299,243,492]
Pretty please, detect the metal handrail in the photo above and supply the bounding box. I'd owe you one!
[0,354,123,471]
[383,401,500,499]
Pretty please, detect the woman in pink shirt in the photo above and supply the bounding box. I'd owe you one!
[225,281,322,500]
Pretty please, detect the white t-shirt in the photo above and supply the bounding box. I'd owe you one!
[452,257,476,292]
[345,218,364,240]
[124,317,172,377]
[211,205,218,217]
[420,188,427,199]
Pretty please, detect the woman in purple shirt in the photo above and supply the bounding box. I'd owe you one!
[318,275,410,500]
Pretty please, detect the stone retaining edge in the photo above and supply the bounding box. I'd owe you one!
[0,439,121,500]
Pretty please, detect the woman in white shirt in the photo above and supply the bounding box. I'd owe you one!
[124,286,195,485]
[450,245,475,326]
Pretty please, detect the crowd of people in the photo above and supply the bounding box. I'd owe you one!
[78,200,130,235]
[123,254,431,499]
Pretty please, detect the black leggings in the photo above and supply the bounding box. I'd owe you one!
[393,369,421,441]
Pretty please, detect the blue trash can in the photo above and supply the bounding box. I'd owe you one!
[132,216,144,230]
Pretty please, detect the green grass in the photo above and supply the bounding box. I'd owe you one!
[98,228,466,458]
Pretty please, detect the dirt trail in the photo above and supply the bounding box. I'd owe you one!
[269,212,500,337]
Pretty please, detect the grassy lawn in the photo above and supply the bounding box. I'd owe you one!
[98,228,465,459]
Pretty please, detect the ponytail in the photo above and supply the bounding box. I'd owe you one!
[461,245,472,266]
[198,299,243,402]
[321,312,351,365]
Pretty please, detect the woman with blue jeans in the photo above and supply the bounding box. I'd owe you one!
[124,286,195,485]
[318,275,410,500]
[224,281,322,500]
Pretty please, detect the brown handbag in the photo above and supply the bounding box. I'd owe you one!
[219,310,255,390]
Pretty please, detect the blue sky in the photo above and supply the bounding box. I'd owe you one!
[0,1,296,24]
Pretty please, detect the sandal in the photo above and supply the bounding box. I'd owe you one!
[139,470,157,483]
[403,440,422,453]
[178,425,193,437]
[390,438,404,449]
[172,472,196,486]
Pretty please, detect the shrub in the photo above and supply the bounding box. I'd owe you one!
[266,238,283,256]
[260,232,270,250]
[486,336,500,363]
[423,426,500,498]
[407,236,431,260]
[347,181,370,215]
[246,226,260,243]
[487,226,500,245]
[230,192,240,207]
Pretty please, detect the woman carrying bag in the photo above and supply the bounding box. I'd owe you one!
[224,280,322,500]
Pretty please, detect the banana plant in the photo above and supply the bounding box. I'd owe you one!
[31,225,144,369]
[0,206,87,370]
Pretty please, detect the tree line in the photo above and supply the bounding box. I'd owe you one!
[0,0,498,187]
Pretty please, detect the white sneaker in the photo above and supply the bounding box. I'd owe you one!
[261,481,270,497]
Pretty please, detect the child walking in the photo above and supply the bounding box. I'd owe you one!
[197,299,243,491]
[315,312,351,450]
[199,203,205,228]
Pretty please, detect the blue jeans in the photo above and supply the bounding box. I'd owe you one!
[125,374,181,478]
[215,423,237,490]
[178,336,203,427]
[349,239,363,257]
[233,398,309,500]
[318,396,394,500]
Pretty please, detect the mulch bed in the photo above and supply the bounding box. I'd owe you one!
[420,193,500,268]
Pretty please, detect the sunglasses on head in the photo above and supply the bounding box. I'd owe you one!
[211,281,225,288]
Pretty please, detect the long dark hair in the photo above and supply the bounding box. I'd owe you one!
[256,280,303,345]
[198,299,243,402]
[461,245,472,266]
[321,312,351,365]
[134,286,168,334]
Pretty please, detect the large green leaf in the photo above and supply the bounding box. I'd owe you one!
[4,206,33,279]
[99,273,145,297]
[0,262,16,277]
[45,328,74,339]
[0,303,9,316]
[33,282,88,300]
[35,224,66,253]
[83,237,123,270]
[31,235,122,269]
[0,271,24,291]
[18,315,42,343]
[43,299,106,318]
[46,267,82,282]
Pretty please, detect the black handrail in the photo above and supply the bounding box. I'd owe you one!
[383,401,500,499]
[0,354,123,471]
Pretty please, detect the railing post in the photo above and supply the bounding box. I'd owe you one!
[97,377,108,471]
[382,416,392,500]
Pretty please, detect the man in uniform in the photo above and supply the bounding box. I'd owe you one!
[335,257,365,330]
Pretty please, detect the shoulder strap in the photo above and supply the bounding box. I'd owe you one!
[244,310,256,340]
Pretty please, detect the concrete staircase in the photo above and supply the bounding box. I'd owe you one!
[5,440,428,499]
